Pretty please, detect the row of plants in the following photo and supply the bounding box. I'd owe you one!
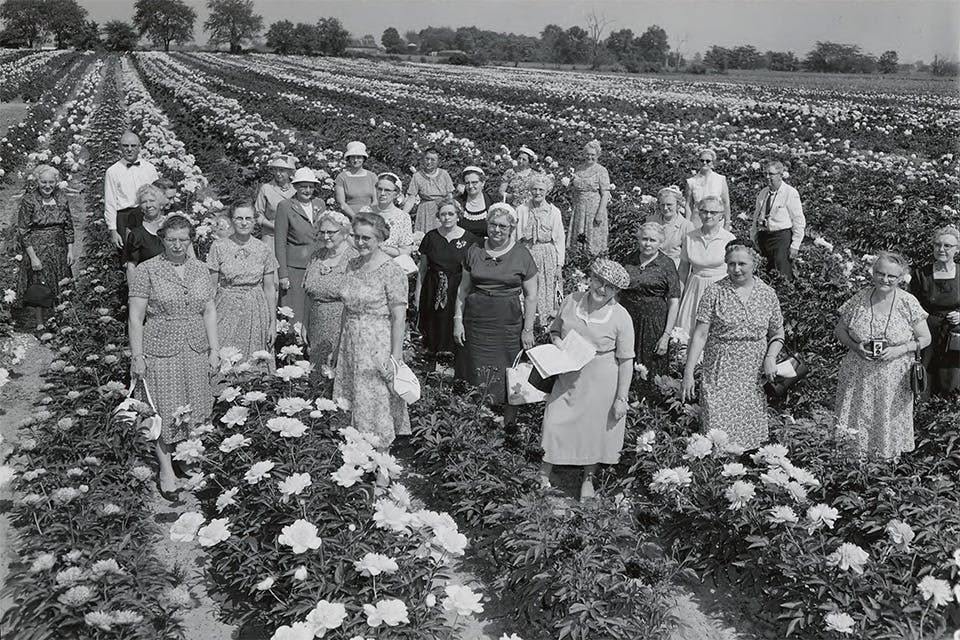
[0,50,78,102]
[0,56,189,639]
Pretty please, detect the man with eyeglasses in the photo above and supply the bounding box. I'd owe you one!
[104,131,159,249]
[750,160,805,281]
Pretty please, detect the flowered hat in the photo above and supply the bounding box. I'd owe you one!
[590,258,630,290]
[291,167,320,184]
[267,155,296,170]
[517,146,538,162]
[344,141,368,158]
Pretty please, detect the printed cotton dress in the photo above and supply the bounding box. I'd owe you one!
[568,163,611,255]
[303,244,358,367]
[408,169,454,233]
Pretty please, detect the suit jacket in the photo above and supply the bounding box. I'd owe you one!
[750,182,805,251]
[274,197,326,278]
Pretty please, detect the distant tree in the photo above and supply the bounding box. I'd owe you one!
[71,19,101,49]
[417,26,456,53]
[381,26,403,53]
[403,29,420,48]
[584,10,611,69]
[765,50,799,71]
[133,0,196,51]
[730,45,762,69]
[605,28,634,61]
[292,22,320,55]
[204,0,262,53]
[539,23,564,63]
[266,19,296,54]
[316,17,349,55]
[878,50,899,74]
[803,41,876,73]
[930,56,959,77]
[703,45,730,71]
[102,20,139,51]
[635,25,669,67]
[0,0,46,48]
[45,0,87,48]
[454,26,481,53]
[559,25,590,64]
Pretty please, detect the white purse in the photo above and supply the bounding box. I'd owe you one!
[112,379,162,440]
[391,357,421,404]
[506,351,548,405]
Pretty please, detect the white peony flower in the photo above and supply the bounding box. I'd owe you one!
[442,584,484,617]
[354,553,400,577]
[363,599,409,627]
[197,518,231,547]
[278,472,312,498]
[278,519,322,554]
[170,512,205,542]
[244,460,276,485]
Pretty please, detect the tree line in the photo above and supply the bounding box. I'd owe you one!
[0,0,955,76]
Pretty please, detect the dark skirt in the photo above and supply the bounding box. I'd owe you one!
[622,294,670,379]
[923,316,960,396]
[418,268,461,353]
[17,227,70,308]
[455,291,522,405]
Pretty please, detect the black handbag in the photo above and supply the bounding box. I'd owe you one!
[23,278,55,308]
[763,338,810,400]
[910,347,929,398]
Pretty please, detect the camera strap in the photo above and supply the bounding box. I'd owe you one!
[868,287,896,340]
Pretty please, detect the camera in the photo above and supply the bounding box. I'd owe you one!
[866,339,888,358]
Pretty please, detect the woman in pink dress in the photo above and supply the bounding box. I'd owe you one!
[676,197,735,339]
[685,148,731,229]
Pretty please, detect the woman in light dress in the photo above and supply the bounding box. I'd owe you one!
[253,155,296,256]
[685,148,731,229]
[362,173,416,257]
[539,259,635,501]
[403,147,454,234]
[498,145,541,207]
[334,141,377,218]
[516,173,565,324]
[568,140,612,255]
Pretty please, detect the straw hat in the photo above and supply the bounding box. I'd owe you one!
[291,167,320,184]
[344,141,368,158]
[590,258,630,290]
[267,155,296,170]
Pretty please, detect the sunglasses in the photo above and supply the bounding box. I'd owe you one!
[699,158,713,164]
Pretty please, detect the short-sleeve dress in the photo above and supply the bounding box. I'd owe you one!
[254,181,296,255]
[16,189,76,304]
[303,243,358,368]
[695,277,783,449]
[568,163,611,255]
[124,225,163,266]
[516,199,565,322]
[686,172,729,227]
[500,168,540,207]
[129,256,215,444]
[333,258,410,447]
[418,229,479,353]
[676,227,736,338]
[834,288,928,459]
[362,205,414,252]
[541,292,635,465]
[910,265,960,396]
[456,192,496,238]
[621,251,681,381]
[335,169,378,213]
[206,237,279,367]
[455,243,538,404]
[408,169,455,234]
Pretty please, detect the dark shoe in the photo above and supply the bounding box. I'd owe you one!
[172,460,191,479]
[157,478,181,502]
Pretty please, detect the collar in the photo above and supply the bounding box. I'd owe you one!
[124,160,141,168]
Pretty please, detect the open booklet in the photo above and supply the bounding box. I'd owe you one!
[526,329,597,378]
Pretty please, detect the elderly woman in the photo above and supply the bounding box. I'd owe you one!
[539,259,635,500]
[568,140,612,255]
[516,174,565,323]
[835,252,931,459]
[334,141,377,218]
[333,212,410,447]
[16,165,76,327]
[910,225,960,396]
[129,214,218,499]
[453,204,538,430]
[254,156,296,256]
[403,147,455,234]
[456,166,496,238]
[685,148,731,229]
[682,242,784,450]
[303,210,357,371]
[621,222,681,386]
[416,196,480,358]
[648,186,694,268]
[499,145,540,207]
[275,167,325,325]
[676,196,736,339]
[125,184,184,283]
[363,173,416,256]
[207,201,279,365]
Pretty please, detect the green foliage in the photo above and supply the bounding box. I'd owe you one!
[102,21,138,52]
[203,0,263,54]
[133,0,196,52]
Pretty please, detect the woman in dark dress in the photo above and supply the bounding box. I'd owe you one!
[621,222,681,391]
[16,165,76,328]
[124,184,167,282]
[453,203,538,430]
[416,196,479,357]
[455,166,496,239]
[910,225,960,397]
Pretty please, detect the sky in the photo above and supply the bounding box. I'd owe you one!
[81,0,959,62]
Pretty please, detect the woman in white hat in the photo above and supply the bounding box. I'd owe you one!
[274,167,326,324]
[498,145,541,207]
[539,259,635,500]
[455,166,496,239]
[334,141,378,218]
[253,155,296,257]
[403,146,455,234]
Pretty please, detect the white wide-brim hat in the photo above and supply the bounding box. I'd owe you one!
[345,141,368,158]
[267,155,296,170]
[291,167,320,184]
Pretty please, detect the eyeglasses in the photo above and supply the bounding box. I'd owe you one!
[163,238,191,245]
[765,172,782,177]
[934,243,957,249]
[464,181,481,186]
[699,209,722,216]
[375,187,396,193]
[488,222,513,230]
[318,230,340,237]
[699,158,713,164]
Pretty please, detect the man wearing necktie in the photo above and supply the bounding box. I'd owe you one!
[104,132,159,248]
[750,160,805,281]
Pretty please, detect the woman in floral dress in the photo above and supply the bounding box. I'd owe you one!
[403,148,454,234]
[568,140,612,256]
[207,202,278,367]
[834,252,931,459]
[304,211,356,371]
[16,165,76,327]
[129,215,219,498]
[363,173,416,257]
[333,212,411,448]
[682,242,784,450]
[253,156,296,257]
[516,174,565,323]
[498,145,540,207]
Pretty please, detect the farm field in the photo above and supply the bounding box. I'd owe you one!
[0,50,958,640]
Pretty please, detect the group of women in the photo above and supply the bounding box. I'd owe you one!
[13,138,959,501]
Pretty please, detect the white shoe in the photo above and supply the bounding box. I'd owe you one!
[538,474,552,490]
[580,478,595,501]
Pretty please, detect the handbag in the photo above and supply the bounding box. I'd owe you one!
[910,347,929,398]
[763,338,810,400]
[391,357,421,404]
[112,378,162,440]
[506,350,552,405]
[23,277,55,308]
[947,329,960,352]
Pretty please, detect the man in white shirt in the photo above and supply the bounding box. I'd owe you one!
[104,132,159,248]
[750,160,805,281]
